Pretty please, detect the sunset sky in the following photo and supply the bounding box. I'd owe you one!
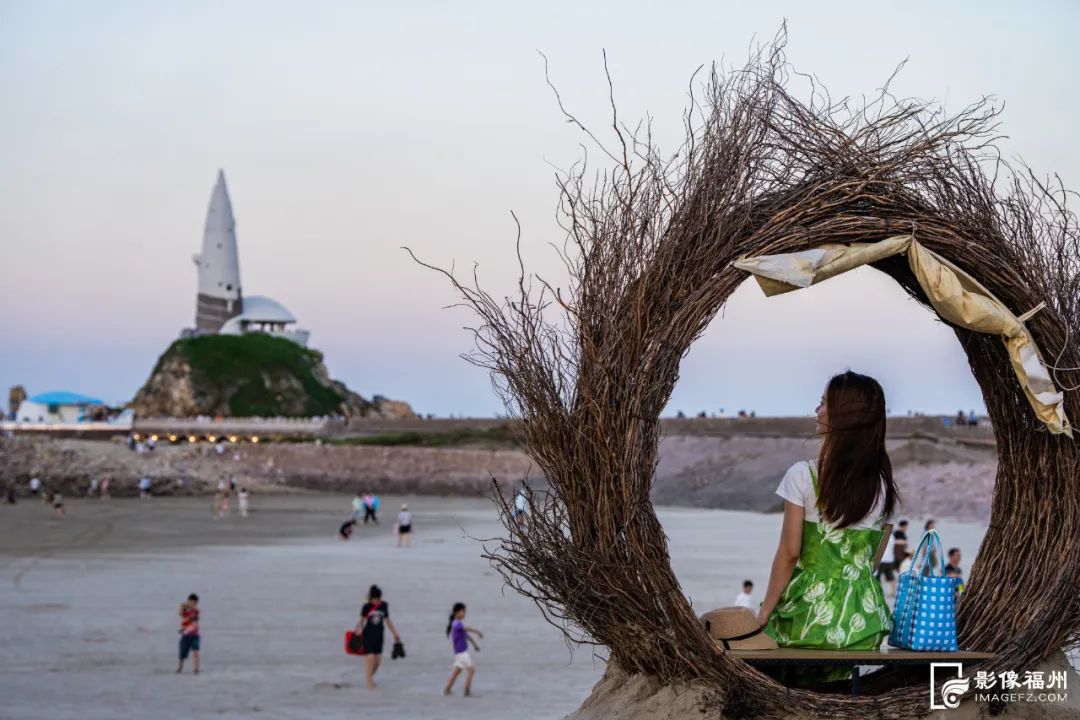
[2,1,1076,417]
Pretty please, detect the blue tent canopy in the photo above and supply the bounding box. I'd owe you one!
[28,391,104,406]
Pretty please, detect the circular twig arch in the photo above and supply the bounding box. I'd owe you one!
[412,33,1080,718]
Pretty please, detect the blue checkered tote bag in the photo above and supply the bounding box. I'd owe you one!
[889,529,960,651]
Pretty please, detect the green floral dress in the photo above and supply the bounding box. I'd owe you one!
[763,462,892,677]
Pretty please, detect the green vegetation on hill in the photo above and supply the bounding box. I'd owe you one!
[175,335,345,417]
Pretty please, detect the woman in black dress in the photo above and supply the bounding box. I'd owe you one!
[355,584,401,688]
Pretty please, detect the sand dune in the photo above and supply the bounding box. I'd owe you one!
[653,435,996,520]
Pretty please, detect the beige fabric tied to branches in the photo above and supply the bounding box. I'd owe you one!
[733,234,1073,437]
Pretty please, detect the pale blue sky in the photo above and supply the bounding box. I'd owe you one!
[2,1,1076,416]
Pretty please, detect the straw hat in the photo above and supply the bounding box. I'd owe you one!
[700,607,778,651]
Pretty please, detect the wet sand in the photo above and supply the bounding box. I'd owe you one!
[1,496,994,720]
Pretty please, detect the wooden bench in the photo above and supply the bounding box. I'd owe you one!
[728,648,994,696]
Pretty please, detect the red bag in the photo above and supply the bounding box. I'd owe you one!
[345,630,365,655]
[345,601,381,656]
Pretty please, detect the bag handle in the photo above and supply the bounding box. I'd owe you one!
[895,530,948,646]
[907,529,946,577]
[896,530,938,641]
[358,600,382,631]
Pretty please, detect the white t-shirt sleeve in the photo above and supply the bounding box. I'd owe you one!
[775,461,813,508]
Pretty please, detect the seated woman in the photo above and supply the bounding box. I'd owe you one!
[756,371,899,681]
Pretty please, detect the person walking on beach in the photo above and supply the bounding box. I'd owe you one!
[212,487,226,519]
[339,518,357,540]
[138,476,152,499]
[52,492,65,518]
[892,519,909,568]
[362,493,378,524]
[923,518,939,568]
[443,602,483,697]
[945,547,965,595]
[512,488,528,523]
[237,487,250,518]
[100,477,110,499]
[29,477,40,497]
[733,580,755,610]
[396,504,412,548]
[757,372,899,684]
[352,493,363,522]
[88,478,99,497]
[354,585,401,688]
[876,523,898,597]
[177,593,200,674]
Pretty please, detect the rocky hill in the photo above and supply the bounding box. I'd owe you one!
[130,335,414,419]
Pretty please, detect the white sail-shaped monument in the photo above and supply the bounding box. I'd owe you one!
[192,169,244,332]
[187,170,309,345]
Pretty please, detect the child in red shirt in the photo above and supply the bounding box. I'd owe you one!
[177,593,200,674]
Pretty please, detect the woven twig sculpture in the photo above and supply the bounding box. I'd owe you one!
[410,32,1080,718]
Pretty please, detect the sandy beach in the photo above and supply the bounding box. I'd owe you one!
[1,495,993,720]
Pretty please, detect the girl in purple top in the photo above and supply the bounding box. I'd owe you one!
[443,602,483,697]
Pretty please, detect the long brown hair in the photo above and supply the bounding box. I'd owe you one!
[816,371,898,528]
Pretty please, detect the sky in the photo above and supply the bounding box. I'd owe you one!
[1,1,1077,418]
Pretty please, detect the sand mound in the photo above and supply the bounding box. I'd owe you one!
[652,435,997,521]
[566,666,722,720]
[568,653,1080,719]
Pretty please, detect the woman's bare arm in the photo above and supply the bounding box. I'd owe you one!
[756,501,804,626]
[385,616,401,641]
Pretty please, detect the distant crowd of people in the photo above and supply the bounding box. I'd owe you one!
[211,476,250,518]
[338,492,414,547]
[6,476,90,516]
[7,473,259,519]
[128,433,157,453]
[952,409,982,428]
[877,518,966,596]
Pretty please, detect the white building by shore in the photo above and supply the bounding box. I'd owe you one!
[6,391,133,430]
[15,391,104,423]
